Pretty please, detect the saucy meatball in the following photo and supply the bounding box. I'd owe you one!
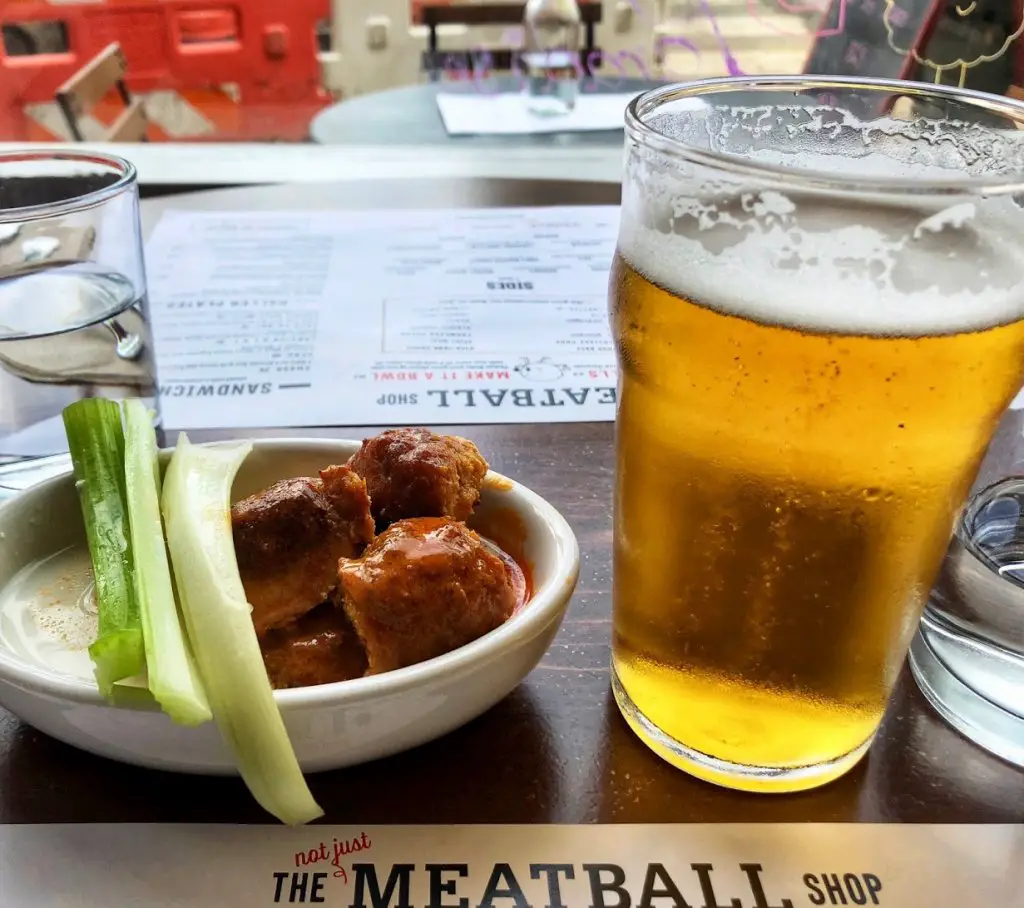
[337,517,517,674]
[232,464,374,635]
[261,601,368,689]
[347,428,488,527]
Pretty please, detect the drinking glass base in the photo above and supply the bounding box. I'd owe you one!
[611,665,874,794]
[908,621,1024,768]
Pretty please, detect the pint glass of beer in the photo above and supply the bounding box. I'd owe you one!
[609,77,1024,793]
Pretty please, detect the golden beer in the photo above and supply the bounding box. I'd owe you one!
[612,79,1024,792]
[610,192,1024,791]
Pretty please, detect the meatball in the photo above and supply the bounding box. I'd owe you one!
[260,601,368,689]
[337,517,517,674]
[347,428,488,527]
[232,464,375,635]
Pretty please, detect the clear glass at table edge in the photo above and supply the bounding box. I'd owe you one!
[0,149,157,482]
[608,75,1024,793]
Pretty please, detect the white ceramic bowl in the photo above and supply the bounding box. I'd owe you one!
[0,438,579,774]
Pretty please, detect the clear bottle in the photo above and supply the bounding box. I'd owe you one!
[521,0,582,116]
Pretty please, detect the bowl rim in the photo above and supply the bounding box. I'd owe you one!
[0,436,580,710]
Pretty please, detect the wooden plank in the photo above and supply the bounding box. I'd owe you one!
[104,96,147,143]
[55,43,126,119]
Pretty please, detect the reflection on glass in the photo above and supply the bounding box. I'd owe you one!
[911,476,1024,767]
[0,151,157,457]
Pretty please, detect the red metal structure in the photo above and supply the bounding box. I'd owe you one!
[0,0,332,142]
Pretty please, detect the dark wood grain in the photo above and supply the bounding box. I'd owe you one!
[1,178,1023,826]
[2,421,1024,826]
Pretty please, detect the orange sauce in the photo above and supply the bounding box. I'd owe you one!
[471,504,533,611]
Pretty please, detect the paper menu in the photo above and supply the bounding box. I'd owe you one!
[145,206,620,431]
[435,91,641,135]
[0,822,1018,907]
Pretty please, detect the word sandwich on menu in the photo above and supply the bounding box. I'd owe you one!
[144,207,619,432]
[0,823,1016,905]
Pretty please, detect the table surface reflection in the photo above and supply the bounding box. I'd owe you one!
[1,179,1022,825]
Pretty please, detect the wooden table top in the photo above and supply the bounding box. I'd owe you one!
[1,178,1022,826]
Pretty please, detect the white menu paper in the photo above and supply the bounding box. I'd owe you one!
[145,207,620,431]
[435,91,641,135]
[0,823,1020,906]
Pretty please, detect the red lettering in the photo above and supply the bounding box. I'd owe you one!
[296,845,328,868]
[333,831,375,870]
[461,370,513,381]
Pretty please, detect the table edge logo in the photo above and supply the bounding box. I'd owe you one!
[269,841,885,908]
[295,831,374,880]
[271,831,373,902]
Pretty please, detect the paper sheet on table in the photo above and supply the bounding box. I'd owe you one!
[0,823,1018,907]
[145,206,620,431]
[435,91,640,135]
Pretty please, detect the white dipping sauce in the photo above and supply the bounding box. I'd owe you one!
[0,545,98,681]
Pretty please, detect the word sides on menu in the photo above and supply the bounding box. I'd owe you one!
[144,207,621,431]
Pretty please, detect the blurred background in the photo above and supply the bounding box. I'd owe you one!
[0,0,1021,146]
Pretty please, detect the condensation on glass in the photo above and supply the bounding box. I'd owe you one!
[608,76,1024,793]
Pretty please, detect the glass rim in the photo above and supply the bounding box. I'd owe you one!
[625,75,1024,198]
[0,149,138,223]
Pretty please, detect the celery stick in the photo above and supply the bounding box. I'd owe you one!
[123,400,211,726]
[62,399,145,698]
[161,433,322,826]
[111,676,159,710]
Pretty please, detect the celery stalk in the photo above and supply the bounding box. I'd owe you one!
[123,401,211,726]
[62,399,145,697]
[160,433,322,826]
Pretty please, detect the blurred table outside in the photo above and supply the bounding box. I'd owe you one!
[309,77,665,146]
[310,0,820,146]
[0,176,1022,826]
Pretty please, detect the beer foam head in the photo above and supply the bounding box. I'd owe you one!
[621,105,1024,337]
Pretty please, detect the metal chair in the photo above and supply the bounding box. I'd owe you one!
[55,42,147,142]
